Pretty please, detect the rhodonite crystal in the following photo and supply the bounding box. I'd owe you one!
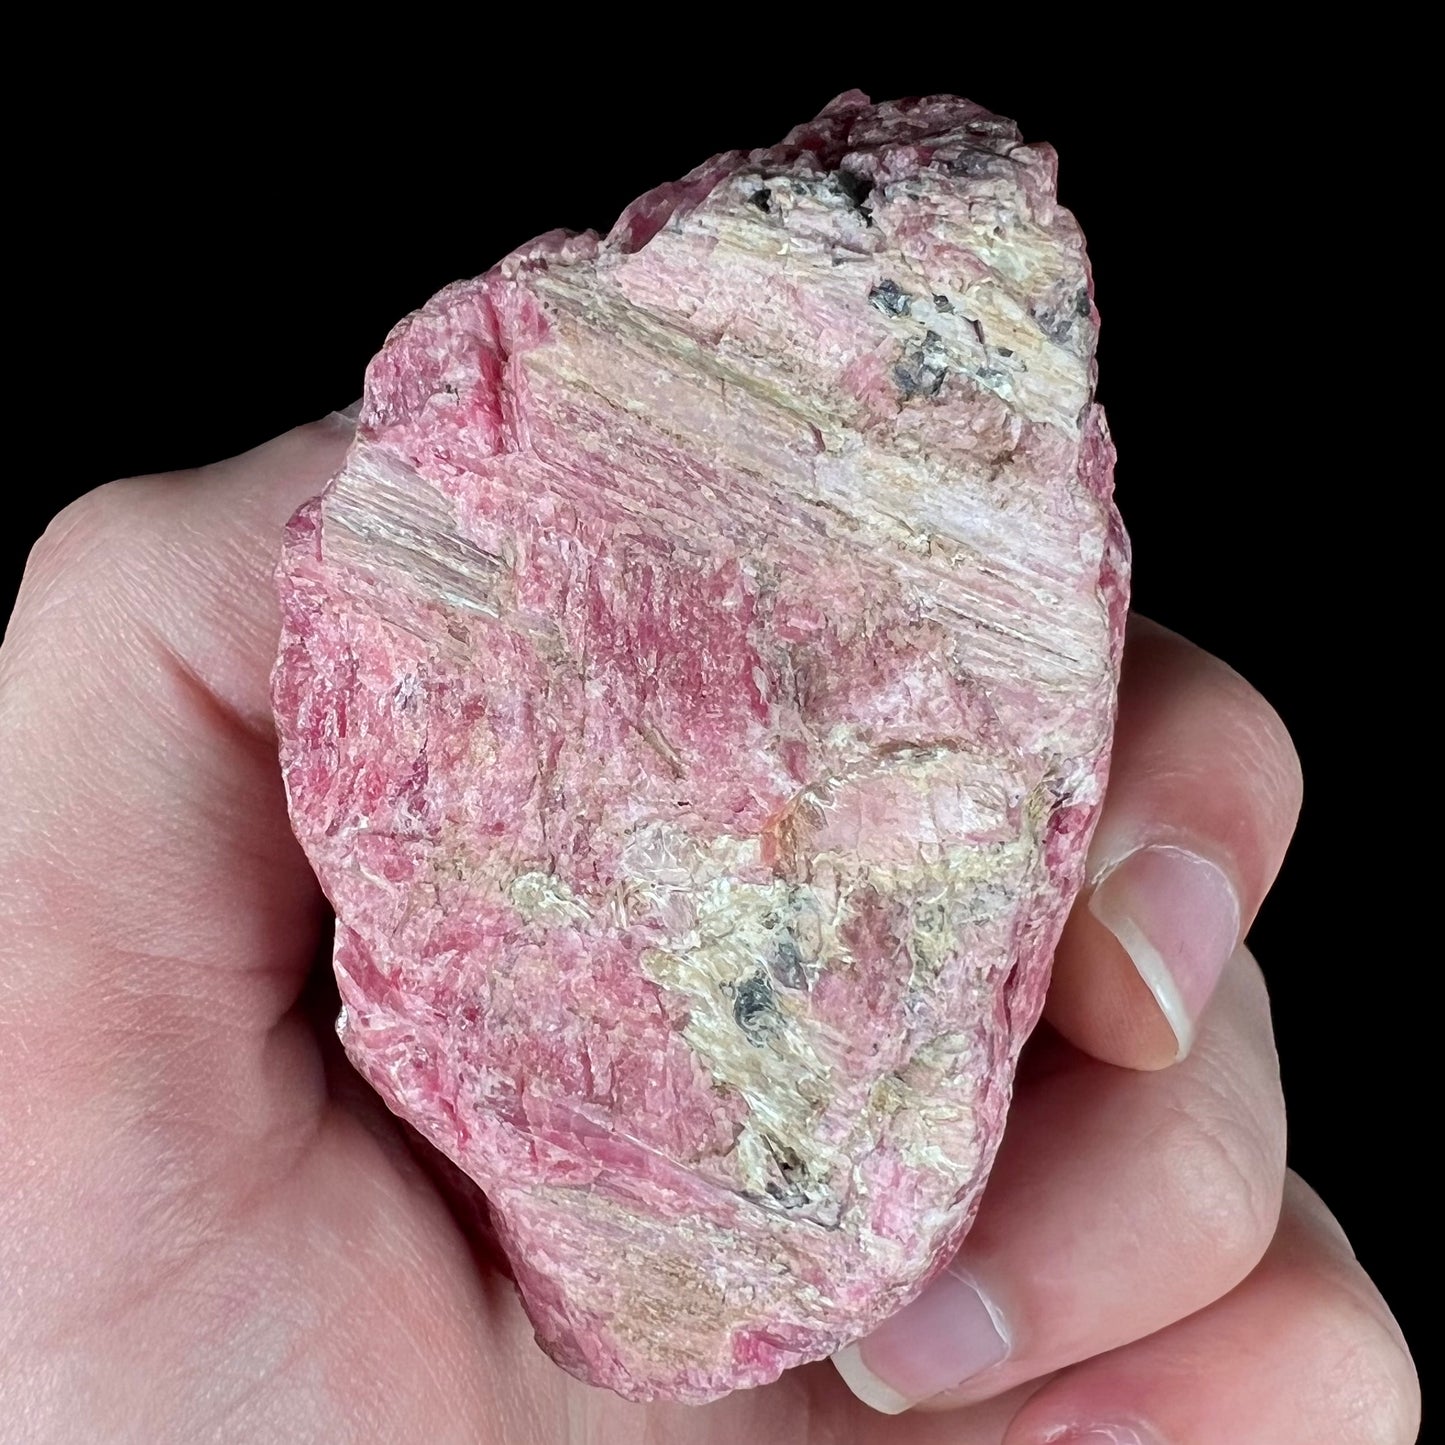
[273,91,1129,1403]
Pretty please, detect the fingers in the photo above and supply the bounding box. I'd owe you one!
[833,621,1305,1414]
[0,419,351,1059]
[1000,1174,1421,1445]
[1047,616,1303,1069]
[833,948,1285,1414]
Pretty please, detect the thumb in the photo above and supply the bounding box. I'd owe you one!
[1046,616,1303,1069]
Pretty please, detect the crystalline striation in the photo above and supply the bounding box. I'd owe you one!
[273,91,1130,1402]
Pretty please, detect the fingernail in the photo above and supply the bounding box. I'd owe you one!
[1056,1429,1158,1445]
[1088,844,1240,1060]
[831,1268,1009,1414]
[319,401,361,439]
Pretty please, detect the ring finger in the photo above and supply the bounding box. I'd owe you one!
[834,946,1287,1413]
[1000,1173,1420,1445]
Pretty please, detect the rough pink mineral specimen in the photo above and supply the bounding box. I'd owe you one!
[273,92,1129,1403]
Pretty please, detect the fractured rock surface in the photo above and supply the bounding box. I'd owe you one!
[273,91,1129,1402]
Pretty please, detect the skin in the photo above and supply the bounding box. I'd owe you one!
[0,419,1420,1444]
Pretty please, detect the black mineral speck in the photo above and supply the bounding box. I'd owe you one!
[770,937,808,991]
[869,279,911,317]
[1032,305,1074,344]
[750,188,772,212]
[933,294,954,313]
[894,357,947,399]
[731,972,779,1044]
[949,147,994,178]
[836,167,874,224]
[893,328,950,400]
[765,1181,807,1207]
[762,1136,810,1209]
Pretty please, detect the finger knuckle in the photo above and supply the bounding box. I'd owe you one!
[13,479,163,635]
[23,478,152,595]
[1301,1289,1421,1445]
[1154,621,1305,826]
[1154,1088,1284,1287]
[1214,658,1305,822]
[1241,694,1304,824]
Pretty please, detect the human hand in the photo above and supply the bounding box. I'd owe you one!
[1,420,1418,1443]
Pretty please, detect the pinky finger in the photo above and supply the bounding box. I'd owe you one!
[1000,1174,1419,1445]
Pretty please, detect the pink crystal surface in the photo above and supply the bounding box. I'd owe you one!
[273,92,1129,1402]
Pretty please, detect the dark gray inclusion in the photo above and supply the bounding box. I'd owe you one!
[869,278,911,316]
[732,971,778,1042]
[762,1135,810,1209]
[769,936,808,991]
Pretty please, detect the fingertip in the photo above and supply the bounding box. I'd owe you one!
[831,1344,913,1416]
[1047,904,1181,1070]
[829,1266,1011,1414]
[1047,619,1299,1070]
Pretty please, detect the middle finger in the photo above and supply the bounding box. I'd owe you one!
[833,946,1286,1413]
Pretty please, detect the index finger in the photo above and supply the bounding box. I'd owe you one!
[1,417,352,1051]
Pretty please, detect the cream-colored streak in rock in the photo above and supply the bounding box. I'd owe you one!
[632,781,1038,1218]
[525,184,1109,705]
[326,446,506,615]
[500,1181,831,1360]
[509,869,592,927]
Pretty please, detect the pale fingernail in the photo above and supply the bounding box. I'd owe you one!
[831,1268,1009,1414]
[1057,1429,1159,1445]
[1088,844,1240,1060]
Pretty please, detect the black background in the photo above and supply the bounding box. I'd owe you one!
[11,51,1422,1376]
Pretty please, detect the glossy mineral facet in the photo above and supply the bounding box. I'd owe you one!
[273,91,1129,1403]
